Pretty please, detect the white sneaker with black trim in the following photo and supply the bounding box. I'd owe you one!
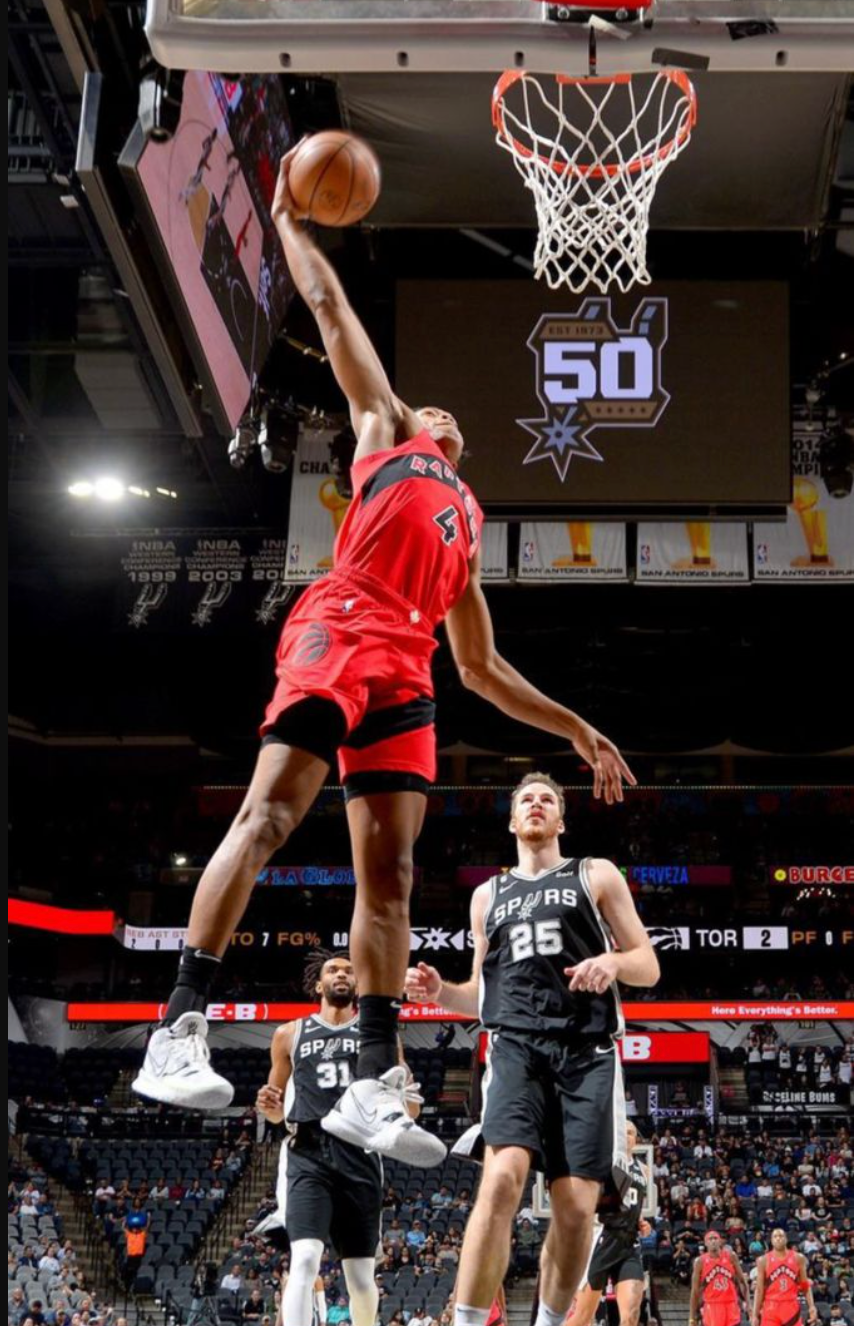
[132,1011,234,1110]
[321,1066,447,1167]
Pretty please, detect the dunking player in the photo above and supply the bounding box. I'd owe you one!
[253,951,418,1326]
[689,1231,750,1326]
[134,145,635,1165]
[752,1231,817,1326]
[557,1121,651,1326]
[404,773,660,1326]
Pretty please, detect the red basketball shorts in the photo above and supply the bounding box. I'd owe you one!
[261,567,438,789]
[702,1303,742,1326]
[761,1305,803,1326]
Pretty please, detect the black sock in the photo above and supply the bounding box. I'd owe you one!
[163,948,222,1025]
[356,995,402,1079]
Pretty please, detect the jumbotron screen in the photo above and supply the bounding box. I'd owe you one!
[121,72,295,431]
[396,280,791,514]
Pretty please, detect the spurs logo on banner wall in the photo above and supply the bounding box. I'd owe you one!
[518,297,669,482]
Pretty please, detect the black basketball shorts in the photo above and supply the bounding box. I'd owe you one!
[276,1125,382,1258]
[480,1030,629,1189]
[586,1229,645,1291]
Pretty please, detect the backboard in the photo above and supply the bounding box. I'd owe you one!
[146,0,854,75]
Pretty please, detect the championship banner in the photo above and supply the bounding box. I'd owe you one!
[518,521,627,581]
[284,431,349,583]
[65,999,854,1023]
[770,865,854,885]
[753,434,854,581]
[636,522,749,583]
[480,522,509,582]
[184,537,247,628]
[118,535,297,631]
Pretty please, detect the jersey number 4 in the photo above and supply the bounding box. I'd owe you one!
[433,505,459,546]
[316,1061,352,1089]
[509,918,562,963]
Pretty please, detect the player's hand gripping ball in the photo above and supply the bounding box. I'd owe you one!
[279,131,381,227]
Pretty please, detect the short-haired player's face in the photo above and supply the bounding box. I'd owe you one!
[510,783,565,845]
[705,1233,722,1255]
[771,1230,787,1250]
[626,1121,638,1152]
[417,408,465,468]
[318,957,357,1007]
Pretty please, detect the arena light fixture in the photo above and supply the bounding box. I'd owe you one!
[93,476,126,501]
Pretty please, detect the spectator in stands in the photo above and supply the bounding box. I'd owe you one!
[242,1289,267,1321]
[39,1245,61,1276]
[327,1296,350,1324]
[168,1178,185,1202]
[28,1301,47,1326]
[406,1222,426,1252]
[431,1186,452,1209]
[18,1246,39,1269]
[184,1179,206,1202]
[122,1209,147,1289]
[209,1178,226,1203]
[221,1266,243,1295]
[737,1174,758,1200]
[9,1286,28,1319]
[149,1178,169,1203]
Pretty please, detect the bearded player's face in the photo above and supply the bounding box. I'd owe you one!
[510,784,564,845]
[319,958,357,1007]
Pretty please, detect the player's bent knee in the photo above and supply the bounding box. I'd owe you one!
[237,799,300,851]
[361,854,415,902]
[481,1168,527,1215]
[287,1238,324,1278]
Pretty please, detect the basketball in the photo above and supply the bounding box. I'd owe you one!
[288,131,381,227]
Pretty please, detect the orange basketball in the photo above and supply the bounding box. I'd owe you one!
[288,131,381,227]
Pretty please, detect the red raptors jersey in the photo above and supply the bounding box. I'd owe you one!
[764,1252,801,1307]
[700,1254,739,1306]
[333,433,483,631]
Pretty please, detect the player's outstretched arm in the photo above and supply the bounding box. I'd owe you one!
[445,555,636,806]
[403,886,489,1017]
[272,150,421,453]
[255,1021,295,1124]
[730,1251,750,1314]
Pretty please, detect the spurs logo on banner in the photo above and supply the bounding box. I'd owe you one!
[519,297,670,481]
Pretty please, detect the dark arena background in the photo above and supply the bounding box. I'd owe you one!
[7,5,854,1326]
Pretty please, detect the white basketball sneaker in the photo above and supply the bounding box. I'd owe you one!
[132,1011,234,1110]
[321,1065,446,1167]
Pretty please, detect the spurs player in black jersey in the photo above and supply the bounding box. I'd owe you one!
[255,952,419,1326]
[560,1122,652,1326]
[405,773,659,1326]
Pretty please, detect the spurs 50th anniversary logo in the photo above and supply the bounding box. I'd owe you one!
[519,297,670,482]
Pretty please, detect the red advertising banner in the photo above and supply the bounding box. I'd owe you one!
[66,1001,854,1025]
[619,1032,710,1062]
[66,1001,472,1024]
[478,1030,710,1065]
[770,866,854,885]
[9,900,115,935]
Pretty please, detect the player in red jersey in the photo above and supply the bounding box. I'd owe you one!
[752,1231,817,1326]
[134,144,636,1163]
[689,1231,750,1326]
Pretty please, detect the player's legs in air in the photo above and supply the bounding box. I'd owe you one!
[133,729,335,1108]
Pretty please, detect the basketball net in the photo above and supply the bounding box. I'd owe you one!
[492,68,697,293]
